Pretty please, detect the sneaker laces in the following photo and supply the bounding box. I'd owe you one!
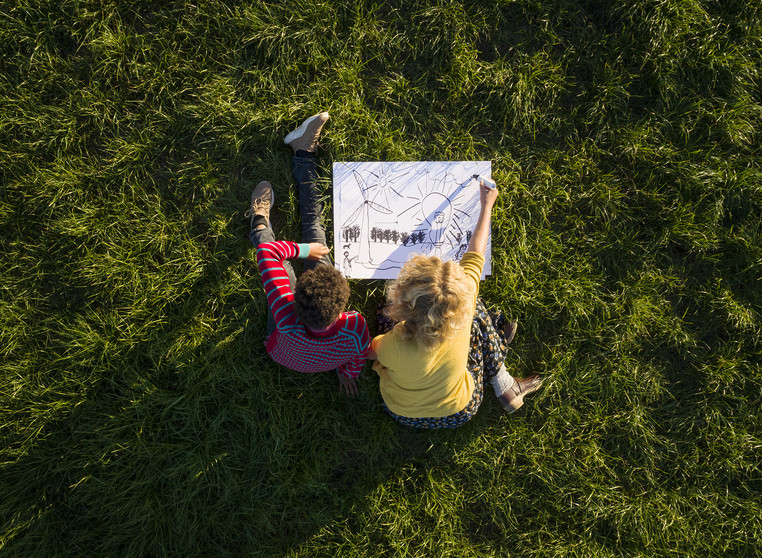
[245,195,271,218]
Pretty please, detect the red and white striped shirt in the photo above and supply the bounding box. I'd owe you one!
[256,241,369,378]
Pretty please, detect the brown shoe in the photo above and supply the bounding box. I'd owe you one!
[284,112,330,153]
[504,320,518,345]
[245,181,274,229]
[498,373,543,414]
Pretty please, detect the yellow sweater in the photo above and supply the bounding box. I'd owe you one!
[372,252,485,417]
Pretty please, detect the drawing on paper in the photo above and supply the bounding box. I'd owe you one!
[333,161,492,279]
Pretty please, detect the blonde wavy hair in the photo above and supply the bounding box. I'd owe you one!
[385,254,475,349]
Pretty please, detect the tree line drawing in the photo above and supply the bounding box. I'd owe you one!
[342,225,361,243]
[371,228,426,246]
[342,227,474,248]
[342,227,431,246]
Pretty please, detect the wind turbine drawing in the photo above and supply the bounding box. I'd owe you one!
[342,170,394,264]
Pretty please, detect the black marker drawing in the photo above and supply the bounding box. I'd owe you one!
[334,161,493,279]
[343,251,356,275]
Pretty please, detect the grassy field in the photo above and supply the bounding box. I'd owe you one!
[1,0,761,556]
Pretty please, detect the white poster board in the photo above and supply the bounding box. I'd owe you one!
[333,161,492,280]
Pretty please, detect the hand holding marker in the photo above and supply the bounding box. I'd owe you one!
[472,174,496,189]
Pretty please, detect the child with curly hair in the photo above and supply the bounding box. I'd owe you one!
[248,113,369,396]
[369,181,543,427]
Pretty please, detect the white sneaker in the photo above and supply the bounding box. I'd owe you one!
[284,112,330,153]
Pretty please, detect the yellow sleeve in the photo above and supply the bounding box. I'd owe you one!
[459,252,485,302]
[372,332,399,370]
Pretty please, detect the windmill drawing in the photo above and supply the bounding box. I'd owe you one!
[342,169,394,264]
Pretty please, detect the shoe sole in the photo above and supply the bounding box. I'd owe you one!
[283,113,328,145]
[504,321,518,345]
[503,399,524,414]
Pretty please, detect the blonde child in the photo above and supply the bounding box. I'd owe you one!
[368,182,543,427]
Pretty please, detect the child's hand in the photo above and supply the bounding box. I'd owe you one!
[479,182,499,210]
[337,373,359,397]
[307,243,329,260]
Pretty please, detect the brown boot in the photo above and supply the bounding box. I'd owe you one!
[504,320,518,345]
[245,181,274,229]
[498,373,544,414]
[284,112,330,153]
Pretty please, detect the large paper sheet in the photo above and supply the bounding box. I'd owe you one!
[333,161,492,279]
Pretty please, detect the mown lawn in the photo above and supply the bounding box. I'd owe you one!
[1,1,760,556]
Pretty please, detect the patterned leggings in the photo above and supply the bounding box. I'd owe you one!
[379,298,511,429]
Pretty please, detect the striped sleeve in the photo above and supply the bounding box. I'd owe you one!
[336,313,371,379]
[256,241,304,328]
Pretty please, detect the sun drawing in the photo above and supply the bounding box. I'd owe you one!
[396,167,470,256]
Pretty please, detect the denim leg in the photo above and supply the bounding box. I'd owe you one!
[292,154,331,271]
[249,225,296,335]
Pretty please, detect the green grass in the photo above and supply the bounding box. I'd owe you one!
[1,0,760,556]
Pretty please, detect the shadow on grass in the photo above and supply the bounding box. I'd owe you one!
[1,323,506,556]
[0,137,499,555]
[3,0,761,555]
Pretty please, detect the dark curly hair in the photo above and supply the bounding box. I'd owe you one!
[294,265,350,330]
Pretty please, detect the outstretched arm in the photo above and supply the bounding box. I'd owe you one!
[465,182,499,256]
[256,241,302,327]
[256,241,328,328]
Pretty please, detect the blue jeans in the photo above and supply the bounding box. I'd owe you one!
[249,153,332,333]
